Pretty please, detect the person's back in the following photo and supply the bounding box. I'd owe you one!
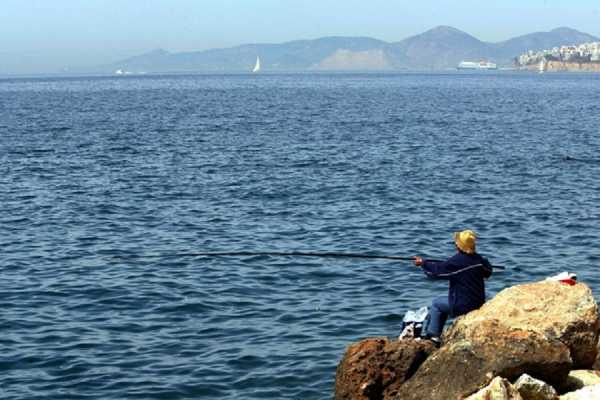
[422,251,492,316]
[414,230,493,342]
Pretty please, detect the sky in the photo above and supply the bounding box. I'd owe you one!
[2,0,600,74]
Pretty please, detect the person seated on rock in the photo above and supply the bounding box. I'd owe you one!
[413,229,493,343]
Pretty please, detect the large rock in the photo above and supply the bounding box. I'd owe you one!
[514,374,558,400]
[446,281,600,368]
[559,383,600,399]
[465,377,523,400]
[397,322,571,399]
[334,337,435,400]
[395,281,599,400]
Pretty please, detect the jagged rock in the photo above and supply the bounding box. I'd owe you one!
[514,374,558,400]
[395,281,598,400]
[445,281,600,368]
[559,383,600,399]
[334,337,435,400]
[559,370,600,393]
[397,323,571,400]
[465,377,523,400]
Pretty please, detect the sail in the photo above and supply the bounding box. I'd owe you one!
[252,56,261,73]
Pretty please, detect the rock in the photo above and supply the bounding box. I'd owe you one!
[446,281,600,368]
[465,377,523,400]
[397,322,571,400]
[514,374,558,400]
[593,342,600,370]
[395,281,598,400]
[334,337,435,400]
[559,370,600,393]
[559,383,600,399]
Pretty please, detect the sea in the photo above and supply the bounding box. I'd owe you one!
[2,72,600,399]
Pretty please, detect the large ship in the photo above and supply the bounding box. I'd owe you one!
[457,60,498,70]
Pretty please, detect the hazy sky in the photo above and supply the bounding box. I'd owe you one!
[2,0,600,74]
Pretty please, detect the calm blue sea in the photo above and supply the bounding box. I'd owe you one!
[2,72,600,399]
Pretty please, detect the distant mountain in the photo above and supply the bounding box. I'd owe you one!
[115,48,172,70]
[314,49,394,70]
[389,26,493,69]
[494,27,600,61]
[105,37,388,73]
[102,26,599,73]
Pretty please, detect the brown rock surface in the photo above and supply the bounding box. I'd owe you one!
[334,337,435,400]
[397,323,571,400]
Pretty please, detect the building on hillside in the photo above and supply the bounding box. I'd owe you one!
[515,42,600,67]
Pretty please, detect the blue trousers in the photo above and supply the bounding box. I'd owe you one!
[427,296,451,337]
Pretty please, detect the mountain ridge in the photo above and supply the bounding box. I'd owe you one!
[103,26,599,73]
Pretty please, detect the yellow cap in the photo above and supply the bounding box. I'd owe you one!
[454,230,477,254]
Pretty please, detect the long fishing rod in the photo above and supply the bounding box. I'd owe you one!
[153,251,506,270]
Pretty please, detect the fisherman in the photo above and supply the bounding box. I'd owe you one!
[413,229,493,343]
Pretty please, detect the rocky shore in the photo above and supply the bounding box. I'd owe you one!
[335,280,600,399]
[521,61,600,72]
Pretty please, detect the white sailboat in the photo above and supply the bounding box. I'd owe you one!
[252,56,261,73]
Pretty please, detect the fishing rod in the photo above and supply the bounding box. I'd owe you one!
[148,251,506,270]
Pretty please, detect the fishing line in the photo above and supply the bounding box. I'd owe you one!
[136,251,506,270]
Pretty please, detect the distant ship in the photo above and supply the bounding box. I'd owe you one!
[252,56,261,73]
[457,61,498,70]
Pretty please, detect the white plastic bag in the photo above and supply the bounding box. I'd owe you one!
[399,306,430,339]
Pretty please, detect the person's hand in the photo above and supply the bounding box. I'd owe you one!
[413,256,423,267]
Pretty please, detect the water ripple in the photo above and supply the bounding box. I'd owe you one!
[1,73,600,399]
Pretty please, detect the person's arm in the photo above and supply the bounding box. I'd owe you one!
[414,256,456,280]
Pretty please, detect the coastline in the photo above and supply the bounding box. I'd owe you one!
[521,60,600,73]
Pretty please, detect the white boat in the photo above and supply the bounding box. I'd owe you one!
[252,56,261,73]
[457,60,498,70]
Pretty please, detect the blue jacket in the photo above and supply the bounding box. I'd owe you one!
[422,252,493,316]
